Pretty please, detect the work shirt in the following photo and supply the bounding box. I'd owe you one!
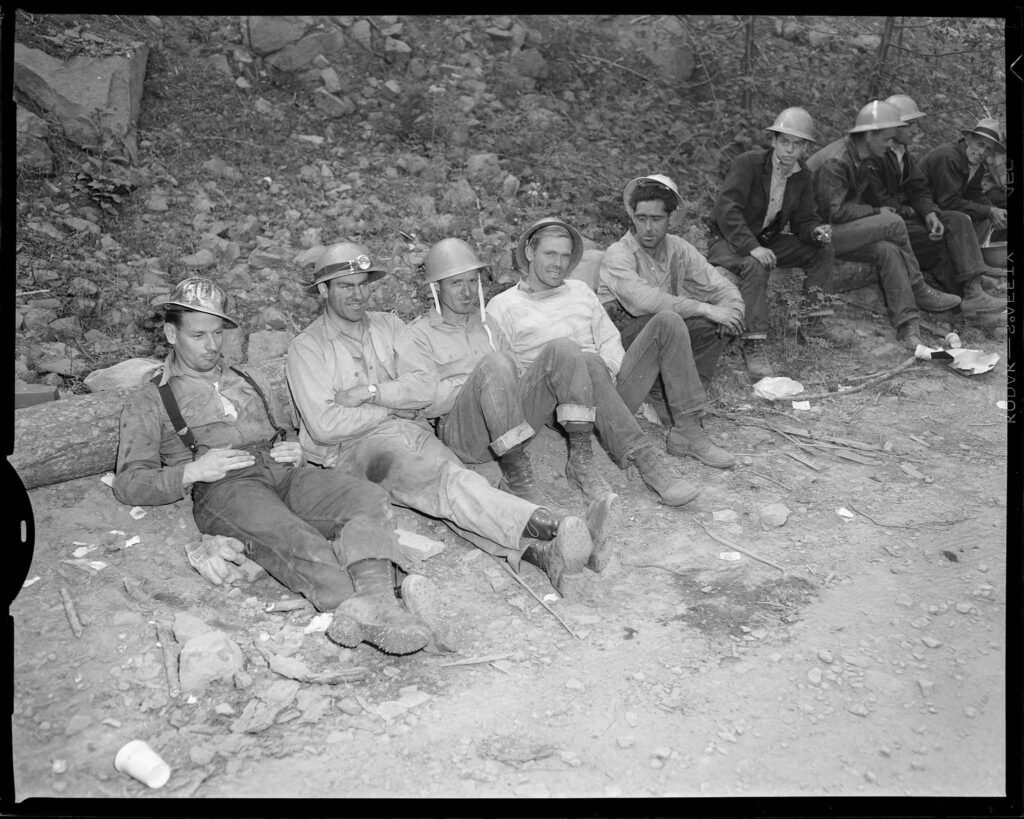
[596,231,745,320]
[286,310,435,466]
[395,310,509,419]
[486,278,625,376]
[808,136,883,224]
[762,151,800,230]
[920,139,996,221]
[112,351,290,507]
[863,144,938,221]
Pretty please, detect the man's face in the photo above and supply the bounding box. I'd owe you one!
[864,128,897,158]
[437,270,479,318]
[525,234,574,291]
[964,136,992,165]
[892,122,917,147]
[321,272,372,322]
[771,133,809,167]
[631,199,671,250]
[165,310,225,373]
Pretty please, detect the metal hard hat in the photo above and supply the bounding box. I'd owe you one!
[848,100,905,134]
[960,117,1005,153]
[424,238,488,284]
[308,242,387,289]
[621,174,683,215]
[884,94,926,122]
[514,217,584,273]
[159,277,238,328]
[766,107,817,142]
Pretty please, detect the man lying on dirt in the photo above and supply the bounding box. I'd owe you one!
[487,217,720,509]
[806,100,961,350]
[285,242,598,597]
[920,117,1009,247]
[861,95,1004,325]
[393,237,617,571]
[112,277,445,657]
[706,108,849,379]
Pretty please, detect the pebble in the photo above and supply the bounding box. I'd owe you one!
[977,564,989,573]
[920,637,942,649]
[650,758,664,769]
[616,735,635,749]
[769,652,782,663]
[842,654,870,668]
[955,602,973,614]
[214,703,236,715]
[917,678,935,696]
[964,706,977,718]
[564,678,585,691]
[847,703,869,717]
[909,616,930,629]
[101,718,121,728]
[817,649,834,664]
[807,667,823,686]
[625,710,640,727]
[51,759,67,774]
[652,746,672,759]
[65,714,92,736]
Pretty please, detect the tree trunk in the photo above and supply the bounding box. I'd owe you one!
[867,17,897,99]
[740,15,755,111]
[11,357,291,490]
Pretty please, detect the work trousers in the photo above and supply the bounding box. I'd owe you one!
[192,443,402,612]
[705,235,834,335]
[904,210,988,294]
[437,338,596,464]
[830,211,921,328]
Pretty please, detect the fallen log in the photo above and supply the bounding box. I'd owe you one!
[12,357,291,490]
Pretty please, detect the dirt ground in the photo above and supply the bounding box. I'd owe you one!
[10,326,1010,801]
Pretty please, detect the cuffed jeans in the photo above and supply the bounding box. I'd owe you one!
[192,443,402,612]
[904,210,989,293]
[437,338,596,464]
[830,212,921,328]
[706,235,834,334]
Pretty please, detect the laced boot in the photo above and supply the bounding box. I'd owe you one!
[399,574,456,653]
[895,319,922,350]
[497,442,544,505]
[521,508,593,593]
[584,492,619,573]
[960,277,1005,316]
[741,337,775,380]
[628,445,700,506]
[911,280,961,312]
[332,559,431,655]
[666,414,736,468]
[564,425,616,503]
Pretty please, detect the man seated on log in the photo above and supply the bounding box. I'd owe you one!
[112,277,446,657]
[487,217,722,509]
[706,108,851,379]
[806,100,961,350]
[862,95,1004,324]
[285,242,598,598]
[393,237,617,571]
[920,117,1009,247]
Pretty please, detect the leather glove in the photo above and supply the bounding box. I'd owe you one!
[185,534,262,586]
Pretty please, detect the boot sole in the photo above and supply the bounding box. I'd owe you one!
[585,492,619,573]
[554,515,594,575]
[333,596,432,656]
[565,463,616,505]
[325,616,363,649]
[655,487,701,507]
[665,442,736,469]
[400,575,456,653]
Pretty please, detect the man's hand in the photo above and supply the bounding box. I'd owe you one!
[269,440,304,466]
[704,304,745,336]
[182,447,255,486]
[389,408,418,419]
[333,385,374,407]
[185,534,249,586]
[925,212,945,240]
[990,207,1007,230]
[880,206,898,215]
[749,247,777,269]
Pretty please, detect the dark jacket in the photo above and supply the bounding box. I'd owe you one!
[920,139,996,221]
[710,148,825,255]
[810,136,883,224]
[863,147,938,222]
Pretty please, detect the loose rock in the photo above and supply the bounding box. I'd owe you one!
[178,630,244,692]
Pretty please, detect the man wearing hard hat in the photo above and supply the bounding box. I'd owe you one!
[861,96,1004,323]
[286,242,600,599]
[707,107,845,379]
[807,100,961,349]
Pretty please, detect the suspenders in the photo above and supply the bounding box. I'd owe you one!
[151,366,287,461]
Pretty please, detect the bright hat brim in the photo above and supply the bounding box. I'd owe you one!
[307,267,388,289]
[159,299,238,329]
[621,175,683,214]
[514,219,584,274]
[959,128,1006,153]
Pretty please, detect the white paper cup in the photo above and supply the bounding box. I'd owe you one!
[114,740,171,789]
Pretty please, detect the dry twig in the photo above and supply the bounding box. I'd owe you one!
[695,520,814,587]
[791,357,916,401]
[59,586,83,638]
[155,624,180,698]
[439,654,511,668]
[493,556,580,640]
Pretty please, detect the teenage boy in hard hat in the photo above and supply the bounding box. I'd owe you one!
[920,117,1009,243]
[286,242,599,598]
[488,217,730,509]
[707,108,845,379]
[807,100,961,350]
[862,95,1004,321]
[112,277,445,657]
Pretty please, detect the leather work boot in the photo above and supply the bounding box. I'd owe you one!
[741,337,775,380]
[628,445,700,507]
[399,574,456,653]
[565,427,616,503]
[960,278,1005,315]
[895,319,922,350]
[521,508,593,593]
[912,282,960,312]
[666,414,736,468]
[331,559,432,655]
[584,492,619,573]
[497,442,544,505]
[325,609,364,649]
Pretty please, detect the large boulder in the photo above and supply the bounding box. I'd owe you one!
[83,358,162,392]
[16,107,54,174]
[267,29,346,71]
[244,16,311,55]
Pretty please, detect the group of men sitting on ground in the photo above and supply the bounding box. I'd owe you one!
[111,96,1007,658]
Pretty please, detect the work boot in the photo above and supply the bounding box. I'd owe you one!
[960,278,1005,315]
[584,492,619,573]
[895,319,922,350]
[325,609,364,649]
[911,282,960,312]
[399,574,456,653]
[628,445,700,507]
[666,414,736,468]
[521,509,593,594]
[741,337,775,380]
[497,442,544,505]
[333,559,432,655]
[565,427,616,503]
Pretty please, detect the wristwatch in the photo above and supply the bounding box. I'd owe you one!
[366,384,379,402]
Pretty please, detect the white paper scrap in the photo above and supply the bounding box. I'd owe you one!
[123,535,141,549]
[129,506,147,520]
[542,593,559,602]
[72,546,97,558]
[303,613,334,634]
[22,576,40,588]
[719,552,742,561]
[997,400,1008,410]
[753,376,804,400]
[99,473,115,487]
[836,507,855,520]
[791,401,811,410]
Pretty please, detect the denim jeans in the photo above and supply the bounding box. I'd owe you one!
[830,212,921,327]
[706,235,834,334]
[192,444,401,612]
[438,339,596,464]
[904,210,988,293]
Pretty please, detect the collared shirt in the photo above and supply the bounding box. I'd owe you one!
[596,231,745,320]
[762,152,800,231]
[920,138,995,221]
[112,351,289,507]
[486,278,625,376]
[395,310,508,418]
[809,136,880,224]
